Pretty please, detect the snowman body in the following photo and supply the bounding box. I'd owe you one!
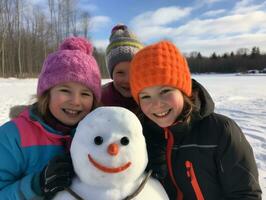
[54,174,168,200]
[53,107,168,200]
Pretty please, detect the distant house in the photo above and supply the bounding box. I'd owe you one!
[247,69,260,74]
[261,68,266,73]
[236,68,266,76]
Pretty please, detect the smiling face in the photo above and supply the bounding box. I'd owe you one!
[48,82,94,126]
[87,135,132,174]
[139,85,184,128]
[112,61,131,97]
[71,107,147,187]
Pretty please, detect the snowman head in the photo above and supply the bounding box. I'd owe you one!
[71,106,148,187]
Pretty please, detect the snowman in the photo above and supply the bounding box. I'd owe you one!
[53,106,169,200]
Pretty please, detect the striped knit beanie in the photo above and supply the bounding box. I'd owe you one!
[130,40,192,104]
[106,24,144,78]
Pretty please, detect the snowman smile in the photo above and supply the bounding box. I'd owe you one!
[88,154,131,173]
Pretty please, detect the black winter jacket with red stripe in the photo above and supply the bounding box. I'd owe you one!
[142,80,261,200]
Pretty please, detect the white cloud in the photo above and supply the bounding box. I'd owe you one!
[232,0,266,14]
[202,0,224,3]
[193,0,225,9]
[78,3,98,12]
[174,11,266,55]
[174,11,266,37]
[234,0,253,8]
[92,39,109,50]
[176,33,266,56]
[26,0,46,5]
[203,9,226,17]
[89,16,111,32]
[131,6,191,28]
[132,9,266,56]
[134,26,174,42]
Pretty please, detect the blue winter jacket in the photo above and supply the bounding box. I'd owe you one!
[0,107,74,199]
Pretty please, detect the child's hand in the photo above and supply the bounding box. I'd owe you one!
[40,154,74,198]
[147,150,168,180]
[151,162,168,180]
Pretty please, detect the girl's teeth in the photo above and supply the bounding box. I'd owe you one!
[155,110,169,117]
[65,109,78,115]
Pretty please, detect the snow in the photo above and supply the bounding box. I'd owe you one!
[0,74,265,198]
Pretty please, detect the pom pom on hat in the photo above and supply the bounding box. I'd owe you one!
[59,37,93,55]
[130,40,192,104]
[106,24,144,79]
[37,36,101,101]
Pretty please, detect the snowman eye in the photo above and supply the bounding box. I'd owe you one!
[94,136,103,145]
[120,137,129,145]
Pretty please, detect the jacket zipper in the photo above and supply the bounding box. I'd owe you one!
[164,128,183,200]
[185,161,204,200]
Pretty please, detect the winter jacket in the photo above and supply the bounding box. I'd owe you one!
[101,81,139,113]
[143,80,261,200]
[0,107,74,199]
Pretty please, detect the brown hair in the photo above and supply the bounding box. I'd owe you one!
[35,90,99,119]
[179,92,195,124]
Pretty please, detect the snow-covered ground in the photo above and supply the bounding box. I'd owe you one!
[0,74,265,198]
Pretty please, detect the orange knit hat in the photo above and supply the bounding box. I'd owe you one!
[130,40,192,104]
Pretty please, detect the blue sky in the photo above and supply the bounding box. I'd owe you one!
[30,0,266,56]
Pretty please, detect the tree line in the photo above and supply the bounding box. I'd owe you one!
[0,0,93,78]
[0,0,265,78]
[187,47,266,73]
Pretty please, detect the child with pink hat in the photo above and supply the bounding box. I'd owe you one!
[0,37,101,199]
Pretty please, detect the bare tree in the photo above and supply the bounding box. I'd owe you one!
[0,1,12,77]
[0,0,109,77]
[236,48,250,56]
[81,11,90,38]
[16,0,22,76]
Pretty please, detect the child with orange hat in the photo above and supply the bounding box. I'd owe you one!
[130,40,261,199]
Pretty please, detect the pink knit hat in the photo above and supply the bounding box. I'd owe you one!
[37,37,101,101]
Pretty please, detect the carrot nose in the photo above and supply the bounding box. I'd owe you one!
[107,143,119,156]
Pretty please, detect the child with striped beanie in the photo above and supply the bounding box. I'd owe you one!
[101,24,144,113]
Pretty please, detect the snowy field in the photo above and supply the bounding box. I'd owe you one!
[0,74,265,198]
